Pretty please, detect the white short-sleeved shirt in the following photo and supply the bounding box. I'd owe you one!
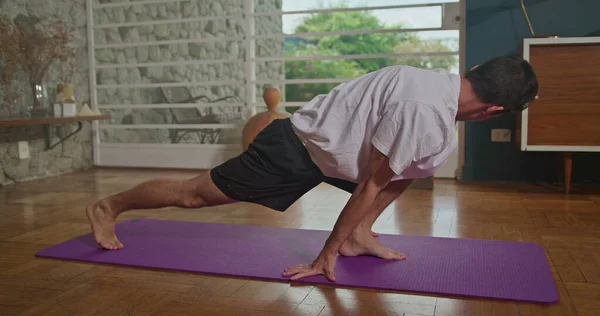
[290,65,460,182]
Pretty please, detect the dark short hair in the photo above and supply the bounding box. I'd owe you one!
[464,55,538,113]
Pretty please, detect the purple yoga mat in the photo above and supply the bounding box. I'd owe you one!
[36,219,558,303]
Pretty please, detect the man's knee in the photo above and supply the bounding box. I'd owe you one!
[182,171,236,208]
[324,177,358,194]
[182,194,207,208]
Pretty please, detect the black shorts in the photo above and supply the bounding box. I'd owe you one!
[210,118,357,211]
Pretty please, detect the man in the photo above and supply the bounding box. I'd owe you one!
[86,55,538,282]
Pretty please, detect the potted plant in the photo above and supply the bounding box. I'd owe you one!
[0,14,76,117]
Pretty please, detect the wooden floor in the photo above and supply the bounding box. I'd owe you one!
[1,168,599,316]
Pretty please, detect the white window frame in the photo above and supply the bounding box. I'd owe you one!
[87,0,464,172]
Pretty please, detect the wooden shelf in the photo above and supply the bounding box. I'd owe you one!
[0,114,111,151]
[0,114,111,127]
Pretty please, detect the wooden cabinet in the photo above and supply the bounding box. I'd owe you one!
[518,37,600,193]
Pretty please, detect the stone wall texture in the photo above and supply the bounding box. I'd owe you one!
[94,0,284,145]
[0,0,91,185]
[0,0,283,185]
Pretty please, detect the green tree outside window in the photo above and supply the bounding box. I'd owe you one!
[284,4,458,112]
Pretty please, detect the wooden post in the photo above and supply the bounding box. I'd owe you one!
[564,152,572,194]
[411,176,434,190]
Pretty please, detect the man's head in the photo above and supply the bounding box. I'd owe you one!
[456,55,538,121]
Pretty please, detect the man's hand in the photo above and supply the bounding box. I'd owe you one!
[282,248,337,282]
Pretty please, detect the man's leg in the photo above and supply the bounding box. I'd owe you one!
[323,177,378,236]
[87,118,324,251]
[86,171,236,250]
[323,177,412,237]
[355,179,413,234]
[338,179,413,258]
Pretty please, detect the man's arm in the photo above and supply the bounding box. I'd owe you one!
[321,147,396,254]
[362,178,414,236]
[283,101,444,281]
[283,145,396,281]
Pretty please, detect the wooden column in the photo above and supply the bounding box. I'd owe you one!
[563,152,572,194]
[411,176,434,190]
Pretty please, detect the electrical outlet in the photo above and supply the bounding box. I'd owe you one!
[491,129,511,142]
[18,141,30,159]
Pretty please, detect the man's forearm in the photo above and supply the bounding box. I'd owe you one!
[322,179,413,253]
[321,184,379,253]
[360,179,413,229]
[319,144,398,254]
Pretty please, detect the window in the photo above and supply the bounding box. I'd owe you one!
[252,0,461,112]
[89,0,461,169]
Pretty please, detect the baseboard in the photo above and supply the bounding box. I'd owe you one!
[96,143,241,169]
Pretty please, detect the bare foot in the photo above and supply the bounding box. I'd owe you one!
[85,200,123,250]
[339,232,405,260]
